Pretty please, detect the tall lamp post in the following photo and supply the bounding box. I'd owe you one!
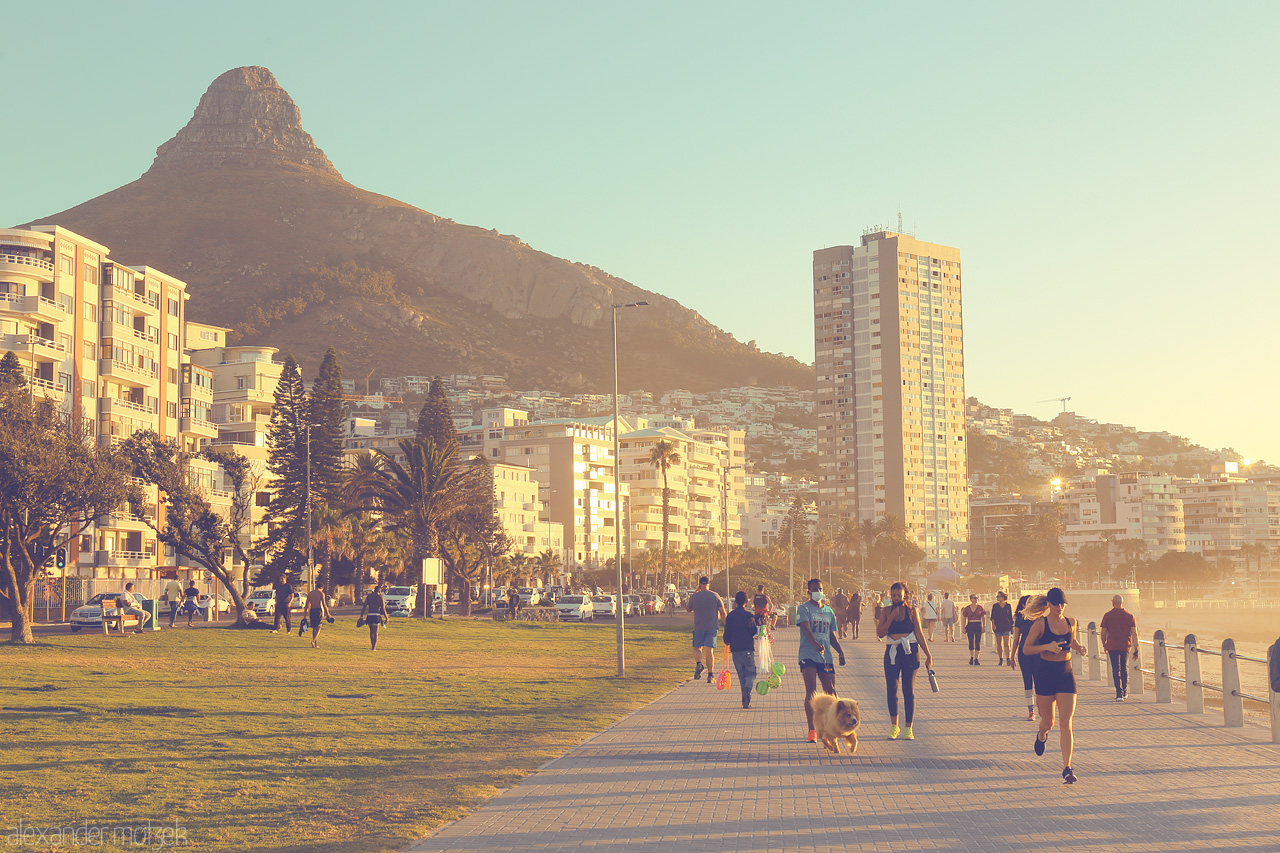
[612,300,647,677]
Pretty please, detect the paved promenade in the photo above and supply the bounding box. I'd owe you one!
[408,626,1280,853]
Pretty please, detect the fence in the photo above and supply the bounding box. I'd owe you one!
[1086,622,1280,745]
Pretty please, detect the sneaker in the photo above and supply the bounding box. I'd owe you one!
[1115,695,1124,702]
[270,630,278,634]
[975,659,981,666]
[1026,710,1036,721]
[1062,766,1077,784]
[1034,732,1047,756]
[707,672,713,684]
[694,662,704,680]
[887,724,900,740]
[903,726,915,740]
[806,730,817,743]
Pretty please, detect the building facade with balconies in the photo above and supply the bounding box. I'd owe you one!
[0,225,231,583]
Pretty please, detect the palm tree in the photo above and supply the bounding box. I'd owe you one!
[347,512,396,602]
[311,502,353,601]
[857,519,878,575]
[876,513,908,542]
[648,439,682,591]
[349,437,474,616]
[535,549,559,588]
[508,551,529,587]
[1115,538,1148,585]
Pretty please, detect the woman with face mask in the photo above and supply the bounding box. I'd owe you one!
[797,577,845,744]
[876,581,933,741]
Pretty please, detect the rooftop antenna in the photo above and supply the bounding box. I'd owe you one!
[897,209,903,234]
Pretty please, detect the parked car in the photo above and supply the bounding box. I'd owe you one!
[196,593,231,614]
[69,592,133,631]
[555,595,594,622]
[384,586,417,613]
[245,589,276,616]
[640,594,659,615]
[517,587,541,607]
[623,595,642,616]
[590,594,617,619]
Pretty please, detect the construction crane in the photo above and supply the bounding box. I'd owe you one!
[1037,396,1072,413]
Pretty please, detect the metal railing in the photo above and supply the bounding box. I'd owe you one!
[1087,622,1279,744]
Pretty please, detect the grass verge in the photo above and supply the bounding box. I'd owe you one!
[0,617,690,852]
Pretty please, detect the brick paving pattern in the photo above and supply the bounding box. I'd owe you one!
[407,627,1280,852]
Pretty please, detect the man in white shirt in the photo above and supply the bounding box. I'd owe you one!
[162,577,184,628]
[120,582,151,634]
[939,592,958,643]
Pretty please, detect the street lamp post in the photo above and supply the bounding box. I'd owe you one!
[612,300,647,677]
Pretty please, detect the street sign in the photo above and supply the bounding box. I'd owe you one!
[421,558,443,586]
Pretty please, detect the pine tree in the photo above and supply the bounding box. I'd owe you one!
[415,378,458,451]
[0,351,25,387]
[307,347,347,504]
[262,354,309,571]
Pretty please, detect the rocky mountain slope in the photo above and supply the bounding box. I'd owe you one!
[26,67,810,392]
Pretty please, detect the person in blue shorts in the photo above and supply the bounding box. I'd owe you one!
[798,577,845,743]
[686,576,726,683]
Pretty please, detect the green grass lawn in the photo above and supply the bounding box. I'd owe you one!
[0,617,690,852]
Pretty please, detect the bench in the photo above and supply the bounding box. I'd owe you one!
[101,602,143,635]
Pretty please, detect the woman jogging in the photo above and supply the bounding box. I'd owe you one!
[875,581,933,741]
[1010,594,1039,721]
[990,591,1014,666]
[962,594,986,665]
[1022,588,1086,784]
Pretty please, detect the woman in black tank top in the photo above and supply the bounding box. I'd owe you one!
[1020,588,1085,785]
[1010,595,1040,721]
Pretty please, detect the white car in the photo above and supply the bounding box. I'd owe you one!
[196,593,231,614]
[245,589,276,616]
[384,586,417,614]
[69,592,136,630]
[517,587,541,607]
[555,595,594,622]
[590,594,617,619]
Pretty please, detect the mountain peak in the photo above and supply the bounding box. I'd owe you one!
[148,66,339,177]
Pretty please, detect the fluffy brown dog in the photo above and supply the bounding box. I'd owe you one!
[810,693,860,754]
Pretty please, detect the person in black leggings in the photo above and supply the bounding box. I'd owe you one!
[1010,595,1039,721]
[1022,588,1086,784]
[962,594,986,664]
[875,581,933,741]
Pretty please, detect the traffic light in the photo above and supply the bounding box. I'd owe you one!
[55,548,66,570]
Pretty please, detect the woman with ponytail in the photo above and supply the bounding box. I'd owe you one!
[1010,594,1039,721]
[1021,588,1085,784]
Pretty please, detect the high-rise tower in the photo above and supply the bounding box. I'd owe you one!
[813,230,967,569]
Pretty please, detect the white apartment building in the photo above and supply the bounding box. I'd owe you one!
[0,226,226,581]
[1059,472,1185,560]
[1178,466,1280,567]
[813,230,967,569]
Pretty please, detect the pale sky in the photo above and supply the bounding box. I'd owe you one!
[3,2,1277,460]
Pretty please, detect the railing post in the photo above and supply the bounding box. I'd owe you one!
[1185,634,1203,714]
[1221,638,1244,728]
[1268,642,1280,745]
[1129,636,1145,697]
[1154,630,1170,704]
[1087,622,1100,681]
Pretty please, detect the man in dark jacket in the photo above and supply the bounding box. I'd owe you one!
[724,591,758,709]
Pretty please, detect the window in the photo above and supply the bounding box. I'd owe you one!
[82,379,96,398]
[167,402,179,418]
[82,340,96,360]
[168,333,178,351]
[168,367,178,384]
[167,298,180,317]
[58,333,72,353]
[83,264,98,285]
[58,255,75,276]
[84,303,97,323]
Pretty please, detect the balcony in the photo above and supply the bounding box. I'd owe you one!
[180,381,214,401]
[99,357,157,385]
[100,397,158,420]
[0,252,55,282]
[95,549,156,568]
[111,281,159,311]
[2,333,68,360]
[180,416,218,438]
[0,292,66,321]
[25,375,68,400]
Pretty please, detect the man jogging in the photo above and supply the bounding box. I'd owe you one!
[1099,594,1139,700]
[686,576,726,683]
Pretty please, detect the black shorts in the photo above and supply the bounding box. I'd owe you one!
[309,608,322,626]
[799,659,834,677]
[1034,658,1077,696]
[367,614,383,626]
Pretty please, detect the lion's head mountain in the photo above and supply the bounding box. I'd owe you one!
[26,66,809,392]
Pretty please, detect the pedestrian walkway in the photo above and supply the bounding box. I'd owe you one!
[407,628,1280,852]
